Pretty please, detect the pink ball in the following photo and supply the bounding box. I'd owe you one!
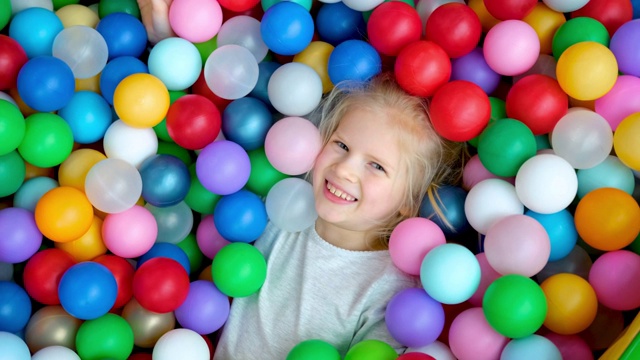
[169,0,223,43]
[196,215,230,259]
[467,252,501,307]
[483,20,540,76]
[594,74,640,131]
[544,333,594,360]
[389,217,447,276]
[483,214,550,277]
[462,154,514,190]
[448,307,509,360]
[264,116,322,176]
[102,205,157,258]
[588,250,640,311]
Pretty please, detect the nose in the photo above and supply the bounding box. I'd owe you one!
[334,155,358,182]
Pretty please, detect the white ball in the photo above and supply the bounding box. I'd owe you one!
[52,25,108,79]
[542,0,589,13]
[464,178,524,234]
[408,340,457,360]
[84,158,142,214]
[268,62,323,116]
[32,346,81,360]
[342,0,385,12]
[515,154,578,214]
[551,109,613,169]
[11,0,53,14]
[216,15,268,62]
[204,44,259,100]
[103,120,158,168]
[153,329,210,360]
[266,178,317,232]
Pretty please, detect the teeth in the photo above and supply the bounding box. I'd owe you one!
[327,182,356,201]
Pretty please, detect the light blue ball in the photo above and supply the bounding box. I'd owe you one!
[148,37,203,91]
[525,209,577,262]
[58,91,113,144]
[222,97,273,151]
[13,176,59,212]
[9,7,63,58]
[0,331,30,360]
[420,243,481,304]
[577,155,635,198]
[500,335,562,360]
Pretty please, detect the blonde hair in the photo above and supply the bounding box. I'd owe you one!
[313,73,468,248]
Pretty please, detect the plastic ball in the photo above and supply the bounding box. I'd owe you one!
[477,118,537,177]
[574,187,640,251]
[0,150,25,198]
[464,178,524,234]
[556,42,618,101]
[13,176,58,212]
[195,140,250,195]
[614,112,640,170]
[55,216,107,262]
[367,2,421,57]
[522,3,567,55]
[543,0,589,12]
[450,47,500,95]
[0,207,41,264]
[420,243,481,304]
[99,56,149,105]
[501,335,562,360]
[610,19,640,79]
[16,56,75,112]
[540,273,597,334]
[32,346,81,360]
[22,248,76,305]
[0,101,23,154]
[58,91,112,144]
[293,41,335,94]
[94,254,135,309]
[244,148,288,197]
[217,15,268,62]
[287,339,341,360]
[418,185,470,238]
[218,0,260,12]
[589,250,640,311]
[25,305,82,352]
[577,155,635,198]
[483,20,539,76]
[394,40,451,97]
[268,62,323,116]
[315,2,365,46]
[196,215,230,259]
[432,80,491,142]
[35,186,93,243]
[139,154,190,207]
[166,94,221,150]
[102,205,157,258]
[95,12,147,59]
[174,280,230,335]
[327,39,382,84]
[385,288,445,348]
[113,73,170,128]
[514,154,578,214]
[571,0,633,36]
[0,35,28,90]
[525,209,577,262]
[204,44,259,100]
[75,313,134,360]
[152,328,210,360]
[551,109,612,169]
[213,190,267,243]
[260,1,314,55]
[448,307,508,360]
[536,244,592,284]
[211,242,266,298]
[52,25,107,79]
[138,243,190,275]
[482,274,547,338]
[9,7,63,58]
[148,37,202,91]
[0,281,31,332]
[133,257,190,313]
[596,75,640,132]
[121,298,176,348]
[145,201,194,244]
[544,334,593,360]
[398,353,436,360]
[55,2,99,26]
[0,332,30,359]
[265,178,316,232]
[506,74,568,135]
[58,261,118,320]
[389,217,446,276]
[551,17,609,60]
[19,113,73,168]
[84,158,142,214]
[264,116,322,175]
[221,97,272,151]
[344,339,397,360]
[169,0,222,43]
[103,120,159,168]
[407,340,456,360]
[425,3,482,59]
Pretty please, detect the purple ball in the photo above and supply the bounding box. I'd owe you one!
[174,280,230,334]
[0,207,43,263]
[451,48,501,94]
[385,287,445,348]
[610,19,640,77]
[195,140,251,195]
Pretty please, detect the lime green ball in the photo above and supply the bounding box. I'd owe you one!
[287,339,341,360]
[18,113,74,168]
[157,141,193,166]
[552,17,610,60]
[245,147,289,197]
[177,233,204,274]
[344,339,398,360]
[477,118,537,177]
[211,242,267,298]
[185,164,220,214]
[483,274,548,339]
[76,313,134,360]
[53,0,80,10]
[0,100,26,156]
[0,150,26,197]
[99,0,140,18]
[0,0,10,31]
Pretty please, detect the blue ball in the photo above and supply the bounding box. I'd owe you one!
[328,39,382,85]
[214,189,268,243]
[58,90,113,144]
[96,12,148,60]
[99,56,148,105]
[501,335,562,360]
[8,7,63,58]
[419,185,470,238]
[13,176,59,212]
[58,262,118,320]
[525,209,577,262]
[249,61,280,108]
[137,242,191,274]
[0,281,31,333]
[222,97,273,151]
[315,2,365,46]
[17,56,75,112]
[260,2,314,56]
[139,154,191,207]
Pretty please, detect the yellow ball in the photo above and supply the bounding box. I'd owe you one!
[56,4,100,28]
[113,73,170,128]
[58,148,107,192]
[614,113,640,171]
[556,41,618,101]
[294,41,335,94]
[523,3,566,55]
[541,273,598,335]
[55,216,107,261]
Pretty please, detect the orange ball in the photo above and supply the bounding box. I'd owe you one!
[35,186,94,243]
[613,112,640,171]
[540,273,598,334]
[113,73,170,128]
[574,187,640,251]
[55,216,107,262]
[523,3,566,55]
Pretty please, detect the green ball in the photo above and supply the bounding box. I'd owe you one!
[211,242,267,298]
[344,340,398,360]
[0,100,26,156]
[185,164,221,214]
[0,0,10,31]
[98,0,140,18]
[154,90,187,142]
[245,147,289,197]
[0,150,26,198]
[76,313,134,360]
[483,274,548,339]
[477,118,537,177]
[177,233,205,274]
[157,141,193,166]
[287,339,341,360]
[262,0,312,11]
[468,97,505,148]
[53,0,80,10]
[552,17,610,60]
[18,113,74,168]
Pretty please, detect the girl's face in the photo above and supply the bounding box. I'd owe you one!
[312,106,409,247]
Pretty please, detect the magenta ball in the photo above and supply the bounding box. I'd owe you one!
[195,140,251,195]
[389,217,446,276]
[449,307,509,360]
[385,287,445,348]
[196,215,230,259]
[544,333,594,360]
[589,250,640,311]
[0,207,43,263]
[174,280,230,335]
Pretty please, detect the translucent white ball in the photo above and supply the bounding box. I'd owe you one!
[266,178,317,232]
[52,25,108,79]
[85,158,143,214]
[216,15,268,62]
[204,44,258,100]
[268,62,323,116]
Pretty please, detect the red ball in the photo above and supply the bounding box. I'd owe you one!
[132,257,190,313]
[0,35,28,90]
[94,254,135,309]
[398,353,436,360]
[394,40,451,97]
[218,0,260,13]
[166,94,222,150]
[22,248,77,305]
[483,0,537,20]
[128,353,152,360]
[506,74,568,135]
[571,0,633,36]
[429,80,491,142]
[367,2,422,56]
[425,3,482,59]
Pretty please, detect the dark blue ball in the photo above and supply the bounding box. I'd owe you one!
[96,12,148,60]
[419,185,470,238]
[17,56,75,112]
[316,2,366,46]
[214,189,268,243]
[222,97,273,151]
[249,61,280,108]
[137,242,191,274]
[139,154,191,207]
[99,56,148,105]
[328,39,382,85]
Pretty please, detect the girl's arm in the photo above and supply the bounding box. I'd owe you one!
[137,0,176,44]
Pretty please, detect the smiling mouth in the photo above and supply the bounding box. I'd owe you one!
[326,181,357,202]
